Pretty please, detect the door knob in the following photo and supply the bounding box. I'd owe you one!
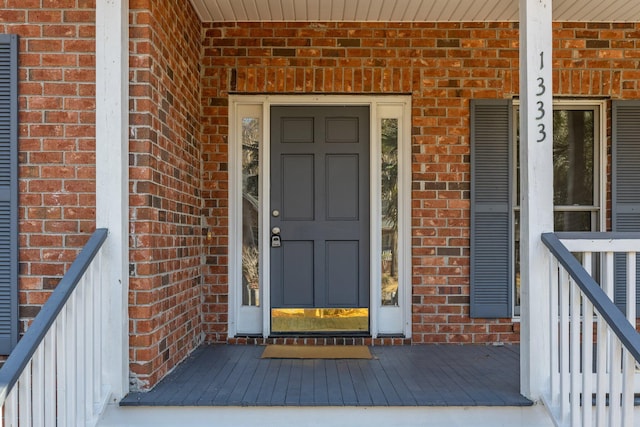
[272,227,281,235]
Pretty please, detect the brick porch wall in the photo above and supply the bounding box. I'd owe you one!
[128,0,204,390]
[200,21,640,345]
[0,1,97,335]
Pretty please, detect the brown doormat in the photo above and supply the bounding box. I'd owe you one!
[261,345,372,359]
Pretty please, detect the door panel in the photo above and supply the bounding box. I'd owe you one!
[270,106,370,323]
[326,155,359,220]
[280,241,314,306]
[325,240,360,306]
[281,155,314,220]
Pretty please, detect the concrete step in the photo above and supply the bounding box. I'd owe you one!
[98,404,555,427]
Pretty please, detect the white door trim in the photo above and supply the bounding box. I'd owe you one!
[228,95,411,339]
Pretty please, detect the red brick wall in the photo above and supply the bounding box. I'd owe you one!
[128,0,203,390]
[0,1,97,334]
[200,21,640,345]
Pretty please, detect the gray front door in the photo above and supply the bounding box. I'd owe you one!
[270,106,370,330]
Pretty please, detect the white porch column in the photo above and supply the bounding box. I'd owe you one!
[519,0,554,400]
[96,0,130,399]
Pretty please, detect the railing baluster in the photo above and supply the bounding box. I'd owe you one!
[560,267,570,422]
[31,345,44,427]
[570,278,581,427]
[596,252,614,427]
[550,257,560,408]
[609,338,622,426]
[5,385,18,427]
[43,326,56,427]
[92,258,102,413]
[581,252,593,427]
[83,273,95,423]
[77,283,86,425]
[622,252,636,425]
[18,364,32,427]
[66,294,77,427]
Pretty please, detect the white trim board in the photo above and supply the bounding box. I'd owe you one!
[228,95,412,339]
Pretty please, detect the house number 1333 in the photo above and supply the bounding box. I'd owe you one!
[536,51,547,143]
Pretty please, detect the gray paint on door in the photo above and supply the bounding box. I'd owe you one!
[270,106,370,309]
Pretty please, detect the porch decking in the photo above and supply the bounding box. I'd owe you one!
[121,344,531,407]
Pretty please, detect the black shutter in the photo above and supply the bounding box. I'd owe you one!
[470,99,513,318]
[0,34,18,354]
[612,101,640,314]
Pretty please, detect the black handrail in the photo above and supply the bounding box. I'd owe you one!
[0,228,108,403]
[542,232,640,362]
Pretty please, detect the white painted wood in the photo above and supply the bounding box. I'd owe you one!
[67,298,78,427]
[581,253,593,427]
[189,0,640,22]
[98,404,556,427]
[627,252,637,321]
[18,366,32,427]
[229,103,263,336]
[622,347,634,427]
[5,385,18,427]
[44,328,56,427]
[375,102,412,337]
[92,259,103,407]
[549,259,559,409]
[623,252,636,426]
[84,275,94,422]
[559,238,640,253]
[95,0,129,400]
[569,281,580,427]
[31,346,44,427]
[56,306,68,427]
[519,0,554,402]
[609,339,622,426]
[559,270,570,423]
[76,287,87,425]
[596,252,615,426]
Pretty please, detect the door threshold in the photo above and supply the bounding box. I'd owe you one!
[269,332,371,338]
[227,336,411,346]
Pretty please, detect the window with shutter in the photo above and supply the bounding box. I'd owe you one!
[612,101,640,314]
[470,99,513,318]
[0,34,18,354]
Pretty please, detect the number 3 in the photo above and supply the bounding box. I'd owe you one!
[537,124,546,142]
[536,77,546,96]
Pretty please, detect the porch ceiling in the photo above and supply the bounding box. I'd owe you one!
[189,0,640,23]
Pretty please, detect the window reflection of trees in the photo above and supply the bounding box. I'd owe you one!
[553,110,594,231]
[381,119,399,306]
[242,118,260,306]
[514,107,598,312]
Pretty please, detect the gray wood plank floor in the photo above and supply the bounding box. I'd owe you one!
[121,344,532,407]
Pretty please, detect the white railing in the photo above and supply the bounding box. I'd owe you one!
[0,229,110,427]
[542,232,640,427]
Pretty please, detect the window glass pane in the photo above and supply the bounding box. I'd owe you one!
[242,117,260,306]
[514,211,520,311]
[554,211,594,232]
[553,110,594,206]
[381,118,399,306]
[514,106,598,314]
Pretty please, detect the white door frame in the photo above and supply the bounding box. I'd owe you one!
[228,94,411,339]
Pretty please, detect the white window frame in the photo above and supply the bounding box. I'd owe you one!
[512,99,606,316]
[228,95,411,338]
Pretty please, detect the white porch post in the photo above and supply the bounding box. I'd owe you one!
[519,0,554,400]
[96,0,130,399]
